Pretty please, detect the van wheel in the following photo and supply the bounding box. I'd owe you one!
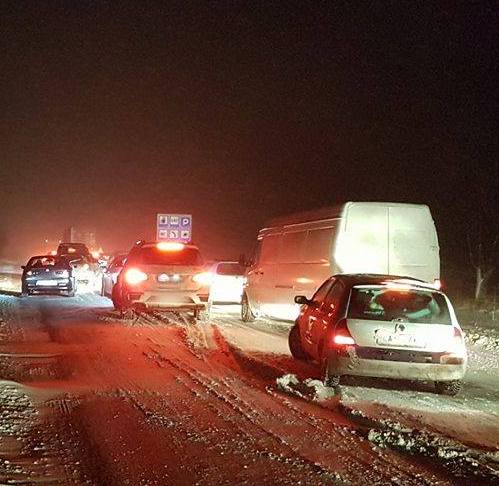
[321,356,340,388]
[288,324,308,360]
[435,380,462,396]
[241,293,255,322]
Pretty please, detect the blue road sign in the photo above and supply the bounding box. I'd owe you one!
[157,214,192,242]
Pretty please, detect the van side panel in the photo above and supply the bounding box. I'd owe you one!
[387,205,440,281]
[257,223,336,321]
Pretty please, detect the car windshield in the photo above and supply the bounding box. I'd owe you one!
[131,247,203,266]
[216,263,245,276]
[27,256,69,269]
[347,286,452,325]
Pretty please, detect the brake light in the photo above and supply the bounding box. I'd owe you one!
[192,272,213,286]
[157,242,184,251]
[332,319,356,346]
[125,268,148,285]
[449,326,464,352]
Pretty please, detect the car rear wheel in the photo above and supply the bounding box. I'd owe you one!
[241,293,255,322]
[112,285,123,311]
[195,304,211,323]
[288,324,308,360]
[435,380,462,396]
[67,289,75,297]
[321,355,340,388]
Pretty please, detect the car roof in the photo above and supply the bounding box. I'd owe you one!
[333,273,437,290]
[58,242,88,248]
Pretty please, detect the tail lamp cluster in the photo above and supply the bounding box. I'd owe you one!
[332,319,356,346]
[124,268,213,286]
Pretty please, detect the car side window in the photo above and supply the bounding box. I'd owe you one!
[324,281,345,312]
[312,279,334,303]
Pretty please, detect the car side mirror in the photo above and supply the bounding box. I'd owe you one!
[21,265,26,270]
[294,295,311,306]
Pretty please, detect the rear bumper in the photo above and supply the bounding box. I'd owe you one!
[128,290,209,311]
[24,278,74,293]
[327,348,466,382]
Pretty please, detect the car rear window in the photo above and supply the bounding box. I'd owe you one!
[132,247,203,266]
[27,256,69,269]
[347,286,452,325]
[216,263,245,276]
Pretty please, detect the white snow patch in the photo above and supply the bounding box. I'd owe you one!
[276,374,337,401]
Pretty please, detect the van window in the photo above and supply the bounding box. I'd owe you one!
[304,228,333,263]
[280,231,306,263]
[260,235,282,264]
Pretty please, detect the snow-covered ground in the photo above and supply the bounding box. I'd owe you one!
[0,296,497,484]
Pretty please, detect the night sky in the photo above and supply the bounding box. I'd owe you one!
[1,2,498,283]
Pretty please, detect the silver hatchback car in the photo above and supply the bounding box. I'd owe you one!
[112,241,212,319]
[290,274,467,395]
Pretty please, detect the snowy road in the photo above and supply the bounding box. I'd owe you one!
[0,294,498,485]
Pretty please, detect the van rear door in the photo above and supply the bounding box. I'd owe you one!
[388,205,439,282]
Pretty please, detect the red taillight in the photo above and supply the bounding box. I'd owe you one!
[125,268,148,285]
[332,319,356,346]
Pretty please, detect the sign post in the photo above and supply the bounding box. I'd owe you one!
[156,214,192,242]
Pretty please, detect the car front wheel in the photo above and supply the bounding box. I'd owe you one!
[112,285,123,311]
[435,380,462,396]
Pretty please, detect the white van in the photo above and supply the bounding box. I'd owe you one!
[242,202,440,322]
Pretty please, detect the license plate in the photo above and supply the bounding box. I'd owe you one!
[376,332,425,348]
[36,279,58,286]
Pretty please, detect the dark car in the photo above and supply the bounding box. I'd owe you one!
[289,274,467,395]
[57,242,93,259]
[21,255,76,296]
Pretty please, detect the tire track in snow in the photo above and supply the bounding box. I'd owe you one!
[144,335,449,485]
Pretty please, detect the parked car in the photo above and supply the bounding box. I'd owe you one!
[101,253,128,297]
[289,274,467,395]
[208,261,246,304]
[21,255,76,296]
[242,202,440,322]
[112,241,211,320]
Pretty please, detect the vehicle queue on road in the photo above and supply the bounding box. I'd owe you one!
[19,201,468,395]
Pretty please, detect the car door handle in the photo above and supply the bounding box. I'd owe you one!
[275,284,293,289]
[255,271,264,275]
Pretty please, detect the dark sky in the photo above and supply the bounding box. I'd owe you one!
[1,1,498,269]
